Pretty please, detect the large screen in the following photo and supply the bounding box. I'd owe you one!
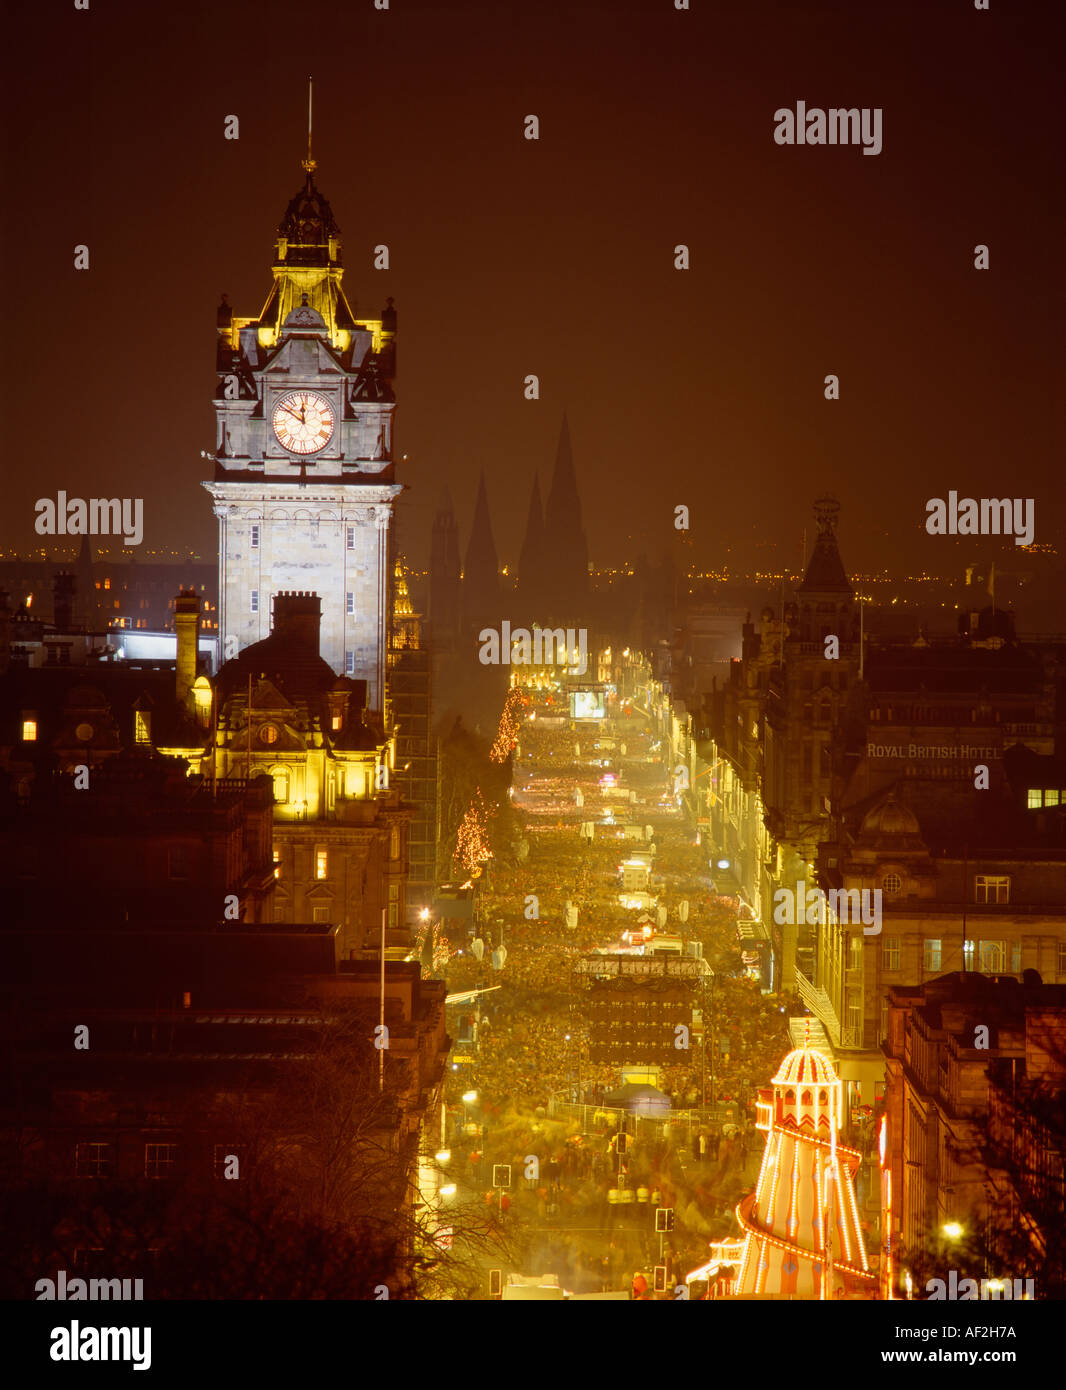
[571,689,605,720]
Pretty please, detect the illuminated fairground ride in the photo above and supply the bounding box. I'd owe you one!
[732,1033,876,1299]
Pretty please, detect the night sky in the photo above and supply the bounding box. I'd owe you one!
[4,0,1061,574]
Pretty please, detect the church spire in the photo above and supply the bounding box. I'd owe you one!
[542,411,589,618]
[463,471,501,633]
[517,471,546,615]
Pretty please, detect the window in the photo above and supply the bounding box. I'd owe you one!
[259,724,279,745]
[273,847,281,880]
[76,1141,114,1178]
[1045,789,1060,808]
[134,710,151,745]
[963,939,975,967]
[1058,941,1066,978]
[975,874,1010,904]
[923,938,942,973]
[271,768,289,803]
[390,828,400,860]
[345,651,355,676]
[145,1143,178,1179]
[21,717,37,741]
[978,940,1005,973]
[882,871,903,897]
[332,715,342,731]
[882,937,900,971]
[250,525,260,549]
[251,589,259,613]
[346,592,355,616]
[346,526,355,551]
[168,845,189,879]
[103,577,111,590]
[315,847,328,880]
[312,906,330,923]
[1010,941,1021,973]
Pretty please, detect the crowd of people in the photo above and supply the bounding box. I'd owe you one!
[436,710,792,1293]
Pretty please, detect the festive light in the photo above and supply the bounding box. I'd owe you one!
[490,687,528,763]
[733,1041,874,1298]
[453,789,493,871]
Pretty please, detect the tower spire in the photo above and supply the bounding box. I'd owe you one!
[302,75,316,175]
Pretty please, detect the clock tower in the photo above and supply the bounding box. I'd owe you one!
[204,157,400,708]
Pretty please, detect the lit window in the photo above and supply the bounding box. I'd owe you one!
[104,578,111,591]
[273,847,281,880]
[963,938,975,966]
[144,1143,178,1179]
[332,714,342,731]
[1027,789,1042,809]
[390,829,400,860]
[21,718,37,742]
[250,524,260,549]
[882,937,900,972]
[76,1141,114,1178]
[978,940,1006,973]
[923,938,942,973]
[260,724,279,745]
[882,871,903,897]
[134,711,151,745]
[271,767,289,802]
[346,592,355,615]
[975,875,1010,905]
[251,590,259,613]
[315,847,328,880]
[1045,789,1060,807]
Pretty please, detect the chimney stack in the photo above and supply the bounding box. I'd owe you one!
[174,589,201,710]
[0,589,11,676]
[53,572,77,632]
[271,591,323,653]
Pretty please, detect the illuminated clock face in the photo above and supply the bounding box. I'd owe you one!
[272,391,335,455]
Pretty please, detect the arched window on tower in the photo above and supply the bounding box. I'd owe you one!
[801,1090,812,1107]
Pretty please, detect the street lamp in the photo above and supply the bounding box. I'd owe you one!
[942,1221,964,1241]
[435,1149,451,1166]
[439,1183,457,1198]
